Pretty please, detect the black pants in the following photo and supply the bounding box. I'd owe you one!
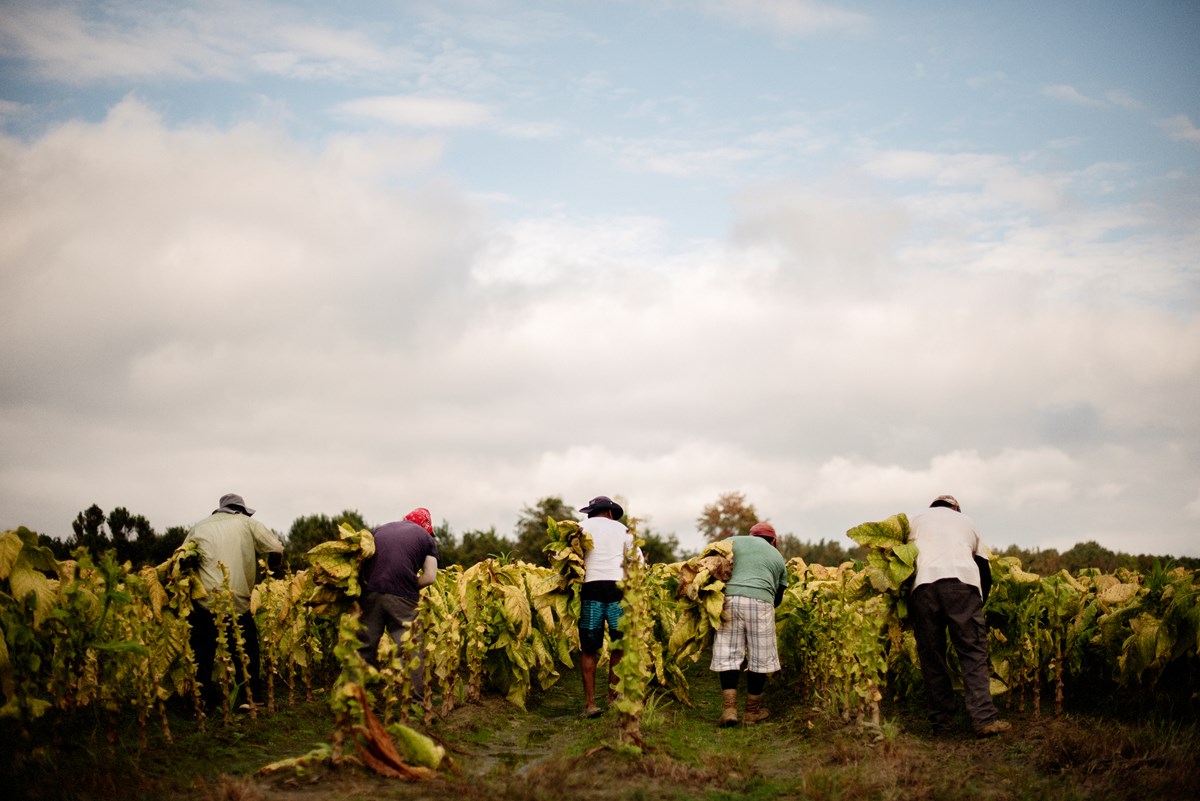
[910,578,1000,731]
[188,605,262,711]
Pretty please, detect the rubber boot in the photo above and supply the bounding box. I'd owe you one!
[718,689,739,727]
[743,693,770,724]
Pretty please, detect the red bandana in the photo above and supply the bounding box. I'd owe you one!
[405,507,433,534]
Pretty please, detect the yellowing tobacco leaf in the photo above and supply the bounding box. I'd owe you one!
[0,530,22,580]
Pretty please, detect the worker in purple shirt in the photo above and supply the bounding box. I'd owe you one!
[357,507,439,695]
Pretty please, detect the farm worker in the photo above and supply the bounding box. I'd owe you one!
[711,521,789,726]
[908,495,1011,738]
[357,507,439,696]
[577,494,641,719]
[184,493,284,712]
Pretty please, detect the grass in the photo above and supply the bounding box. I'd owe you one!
[3,658,1198,801]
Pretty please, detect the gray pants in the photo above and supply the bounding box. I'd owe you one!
[358,592,424,697]
[910,578,1000,731]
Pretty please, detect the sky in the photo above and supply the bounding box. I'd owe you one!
[1,0,1198,559]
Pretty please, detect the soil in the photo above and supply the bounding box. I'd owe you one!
[6,660,1199,801]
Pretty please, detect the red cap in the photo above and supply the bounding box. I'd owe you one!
[749,522,777,541]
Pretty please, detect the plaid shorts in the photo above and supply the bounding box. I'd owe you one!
[709,595,781,673]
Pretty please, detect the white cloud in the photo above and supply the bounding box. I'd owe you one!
[2,63,1199,560]
[1187,492,1200,519]
[0,2,415,84]
[1157,115,1200,144]
[332,95,494,129]
[861,149,1066,212]
[0,99,30,125]
[0,3,239,81]
[1042,84,1105,107]
[318,131,447,178]
[1104,90,1141,110]
[697,0,871,37]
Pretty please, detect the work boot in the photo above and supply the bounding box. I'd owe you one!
[974,719,1011,738]
[717,689,739,727]
[743,693,770,724]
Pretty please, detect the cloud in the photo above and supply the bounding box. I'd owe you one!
[1187,492,1200,519]
[252,23,412,80]
[0,1,414,84]
[1,96,1198,560]
[1104,90,1141,110]
[861,149,1066,212]
[332,95,494,129]
[696,0,871,37]
[0,99,31,125]
[0,3,240,81]
[1157,114,1200,144]
[1042,84,1105,107]
[1042,85,1143,112]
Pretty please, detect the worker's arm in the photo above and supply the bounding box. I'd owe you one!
[417,554,438,588]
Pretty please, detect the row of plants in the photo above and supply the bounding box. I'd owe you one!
[774,514,1200,725]
[3,517,1198,773]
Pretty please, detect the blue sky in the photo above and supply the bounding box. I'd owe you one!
[1,1,1198,558]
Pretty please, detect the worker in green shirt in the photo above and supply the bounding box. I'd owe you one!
[710,522,789,726]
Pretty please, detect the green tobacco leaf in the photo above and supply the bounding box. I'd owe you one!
[17,541,58,575]
[846,514,910,548]
[893,542,919,567]
[497,583,531,639]
[387,722,446,769]
[885,552,917,588]
[0,695,52,721]
[668,612,700,654]
[92,640,151,657]
[8,564,58,627]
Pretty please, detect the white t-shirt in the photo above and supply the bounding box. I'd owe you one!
[581,516,637,582]
[909,506,988,594]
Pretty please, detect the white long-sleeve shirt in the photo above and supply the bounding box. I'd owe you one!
[909,506,988,594]
[184,511,283,613]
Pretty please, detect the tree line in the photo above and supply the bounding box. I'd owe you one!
[25,492,1199,573]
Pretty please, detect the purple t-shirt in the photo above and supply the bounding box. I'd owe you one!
[361,520,439,603]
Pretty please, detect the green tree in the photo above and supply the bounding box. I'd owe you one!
[69,503,110,554]
[106,506,157,565]
[697,491,759,542]
[999,544,1065,575]
[151,525,189,565]
[512,496,578,566]
[638,528,680,564]
[777,535,866,565]
[433,520,459,566]
[431,522,516,567]
[458,528,515,566]
[285,510,368,564]
[1060,540,1120,574]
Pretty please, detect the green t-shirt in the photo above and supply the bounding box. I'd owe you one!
[725,535,788,603]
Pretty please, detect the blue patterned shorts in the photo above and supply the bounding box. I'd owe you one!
[579,598,624,654]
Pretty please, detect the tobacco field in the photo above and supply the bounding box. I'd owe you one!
[1,515,1198,800]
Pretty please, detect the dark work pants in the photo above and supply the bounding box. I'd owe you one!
[358,592,424,697]
[189,606,262,711]
[910,578,999,731]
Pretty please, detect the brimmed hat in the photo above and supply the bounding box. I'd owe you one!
[931,494,961,512]
[215,493,255,516]
[579,495,624,520]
